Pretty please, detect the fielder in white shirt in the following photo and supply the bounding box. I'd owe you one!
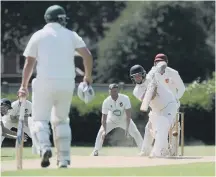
[92,84,143,156]
[1,99,32,144]
[1,98,18,142]
[130,64,178,157]
[17,5,93,168]
[147,53,185,156]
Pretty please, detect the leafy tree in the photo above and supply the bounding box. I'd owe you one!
[1,1,126,55]
[96,1,215,83]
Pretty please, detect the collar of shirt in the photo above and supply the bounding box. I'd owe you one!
[43,22,62,29]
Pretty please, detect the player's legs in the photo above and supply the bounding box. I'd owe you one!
[161,102,178,156]
[140,121,155,156]
[169,121,181,156]
[28,116,40,155]
[51,82,74,168]
[150,115,170,157]
[120,119,143,150]
[93,119,118,155]
[31,79,54,167]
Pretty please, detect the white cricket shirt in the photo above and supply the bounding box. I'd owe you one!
[147,66,185,100]
[23,23,86,79]
[102,94,131,120]
[133,74,177,112]
[9,100,32,119]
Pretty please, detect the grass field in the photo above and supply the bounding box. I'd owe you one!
[2,162,215,176]
[1,145,215,161]
[1,146,215,176]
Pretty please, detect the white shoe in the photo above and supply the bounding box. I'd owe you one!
[58,160,69,168]
[91,150,99,156]
[138,151,149,156]
[149,148,169,158]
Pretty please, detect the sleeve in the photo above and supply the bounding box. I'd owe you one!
[141,75,157,110]
[124,96,131,109]
[23,32,40,58]
[102,100,109,115]
[73,32,86,49]
[9,102,18,117]
[172,71,185,99]
[146,67,156,80]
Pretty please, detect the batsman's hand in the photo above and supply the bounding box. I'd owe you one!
[83,75,93,85]
[18,86,28,98]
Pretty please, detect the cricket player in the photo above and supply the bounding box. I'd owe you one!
[1,98,30,146]
[130,64,178,157]
[17,5,93,168]
[147,53,185,156]
[92,84,143,156]
[1,98,18,142]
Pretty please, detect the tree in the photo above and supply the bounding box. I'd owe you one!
[95,1,215,83]
[1,1,126,55]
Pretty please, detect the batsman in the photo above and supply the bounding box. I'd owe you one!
[17,5,93,168]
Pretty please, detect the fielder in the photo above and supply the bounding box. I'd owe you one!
[147,53,185,156]
[17,5,93,168]
[1,99,18,141]
[92,83,143,156]
[1,98,31,147]
[130,63,178,157]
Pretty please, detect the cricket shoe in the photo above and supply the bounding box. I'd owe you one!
[58,160,70,168]
[91,150,99,156]
[41,149,52,168]
[149,148,169,158]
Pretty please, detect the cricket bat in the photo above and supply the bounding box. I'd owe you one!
[16,98,26,170]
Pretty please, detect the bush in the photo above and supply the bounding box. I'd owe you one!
[2,73,215,145]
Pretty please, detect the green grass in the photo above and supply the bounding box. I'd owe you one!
[1,146,215,161]
[2,162,215,176]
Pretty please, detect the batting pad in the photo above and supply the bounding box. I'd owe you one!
[53,123,71,163]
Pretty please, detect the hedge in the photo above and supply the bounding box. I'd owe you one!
[1,73,215,146]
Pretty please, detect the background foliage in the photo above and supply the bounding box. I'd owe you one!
[95,1,215,83]
[2,73,215,146]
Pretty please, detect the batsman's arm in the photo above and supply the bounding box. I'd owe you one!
[140,77,157,112]
[76,48,93,79]
[21,57,36,88]
[22,32,39,89]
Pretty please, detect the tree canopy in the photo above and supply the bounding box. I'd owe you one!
[95,1,215,83]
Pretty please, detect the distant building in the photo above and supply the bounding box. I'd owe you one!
[1,51,84,84]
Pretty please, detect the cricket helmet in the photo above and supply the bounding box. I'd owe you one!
[44,5,69,27]
[1,98,12,109]
[130,65,146,84]
[1,98,12,116]
[154,53,168,63]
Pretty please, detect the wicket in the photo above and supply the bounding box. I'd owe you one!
[169,111,185,156]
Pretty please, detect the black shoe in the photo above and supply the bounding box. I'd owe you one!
[41,149,52,168]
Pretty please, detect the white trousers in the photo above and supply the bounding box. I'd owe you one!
[31,78,74,156]
[142,102,178,157]
[94,117,143,151]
